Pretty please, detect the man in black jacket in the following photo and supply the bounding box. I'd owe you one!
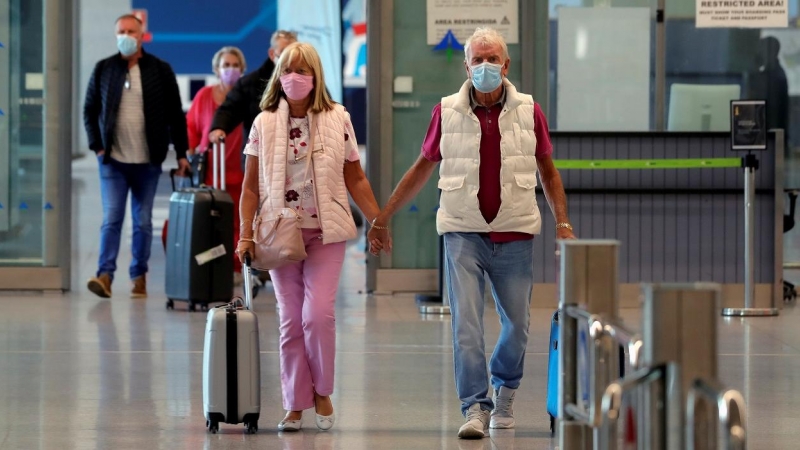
[83,14,190,299]
[208,30,298,166]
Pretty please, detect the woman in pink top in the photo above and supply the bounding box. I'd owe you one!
[186,46,247,279]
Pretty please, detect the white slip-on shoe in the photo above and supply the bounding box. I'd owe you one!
[458,403,490,439]
[490,386,517,429]
[315,412,335,431]
[278,413,303,432]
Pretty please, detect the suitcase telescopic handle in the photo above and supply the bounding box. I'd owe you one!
[213,137,226,190]
[242,253,253,311]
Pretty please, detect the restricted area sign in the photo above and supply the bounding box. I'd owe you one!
[696,0,788,29]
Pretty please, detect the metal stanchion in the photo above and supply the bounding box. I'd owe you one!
[558,239,620,450]
[723,154,779,317]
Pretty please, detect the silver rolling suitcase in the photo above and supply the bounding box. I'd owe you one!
[203,256,260,434]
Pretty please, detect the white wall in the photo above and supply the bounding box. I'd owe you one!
[76,0,131,155]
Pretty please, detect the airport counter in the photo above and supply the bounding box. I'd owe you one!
[376,131,785,310]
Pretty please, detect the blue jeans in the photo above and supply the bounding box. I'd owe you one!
[443,232,534,415]
[97,157,161,280]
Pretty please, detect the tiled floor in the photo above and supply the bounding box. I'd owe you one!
[1,155,800,449]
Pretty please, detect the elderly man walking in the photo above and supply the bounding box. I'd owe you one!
[83,14,190,299]
[368,27,575,439]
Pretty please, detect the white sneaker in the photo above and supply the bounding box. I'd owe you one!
[458,403,490,439]
[490,386,516,429]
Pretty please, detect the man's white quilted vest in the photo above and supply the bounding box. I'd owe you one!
[437,78,542,235]
[251,99,357,245]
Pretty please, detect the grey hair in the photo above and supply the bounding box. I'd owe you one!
[464,27,509,61]
[270,30,298,49]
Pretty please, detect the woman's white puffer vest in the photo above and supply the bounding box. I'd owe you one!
[437,78,542,235]
[251,99,357,245]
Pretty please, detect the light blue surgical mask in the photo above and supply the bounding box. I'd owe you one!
[470,62,504,93]
[117,34,139,57]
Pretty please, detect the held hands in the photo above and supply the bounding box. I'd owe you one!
[367,216,392,256]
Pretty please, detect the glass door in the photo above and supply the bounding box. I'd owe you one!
[0,0,72,289]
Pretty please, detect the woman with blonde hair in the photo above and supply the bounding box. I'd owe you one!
[236,42,388,431]
[186,46,247,281]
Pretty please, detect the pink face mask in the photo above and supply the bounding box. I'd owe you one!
[280,73,314,100]
[219,67,241,87]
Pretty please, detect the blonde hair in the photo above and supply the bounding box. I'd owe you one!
[259,42,335,113]
[211,46,247,74]
[464,27,509,62]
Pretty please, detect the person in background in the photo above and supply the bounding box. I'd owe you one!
[186,46,247,284]
[209,30,298,167]
[236,42,383,432]
[83,13,190,299]
[746,36,790,146]
[367,27,575,439]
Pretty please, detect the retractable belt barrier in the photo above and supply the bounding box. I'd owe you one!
[557,240,747,450]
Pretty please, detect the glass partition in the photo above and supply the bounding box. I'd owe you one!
[0,0,46,265]
[0,0,72,289]
[548,0,655,131]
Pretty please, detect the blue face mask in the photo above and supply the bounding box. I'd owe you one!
[117,35,139,57]
[470,62,504,93]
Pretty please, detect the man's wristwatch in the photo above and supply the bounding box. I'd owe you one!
[555,222,573,231]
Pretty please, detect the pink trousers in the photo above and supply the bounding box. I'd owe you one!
[269,228,346,411]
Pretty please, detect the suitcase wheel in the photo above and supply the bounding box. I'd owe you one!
[244,421,258,434]
[166,299,174,310]
[206,419,219,434]
[189,302,197,312]
[549,414,555,435]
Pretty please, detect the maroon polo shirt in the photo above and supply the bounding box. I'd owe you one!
[421,89,553,243]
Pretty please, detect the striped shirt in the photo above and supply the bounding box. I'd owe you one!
[111,64,150,164]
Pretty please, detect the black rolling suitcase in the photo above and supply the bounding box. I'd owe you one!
[165,139,234,311]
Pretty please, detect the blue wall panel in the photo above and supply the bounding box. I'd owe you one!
[131,0,277,75]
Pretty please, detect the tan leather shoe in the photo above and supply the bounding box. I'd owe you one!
[87,273,112,298]
[131,275,147,299]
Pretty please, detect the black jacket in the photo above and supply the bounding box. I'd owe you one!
[210,57,276,157]
[83,50,189,165]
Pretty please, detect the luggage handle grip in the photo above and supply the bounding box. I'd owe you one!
[169,168,195,191]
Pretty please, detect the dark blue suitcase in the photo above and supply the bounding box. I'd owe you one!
[546,310,559,434]
[164,141,234,312]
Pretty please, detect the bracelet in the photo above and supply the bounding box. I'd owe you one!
[370,218,389,230]
[239,238,254,243]
[555,222,573,231]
